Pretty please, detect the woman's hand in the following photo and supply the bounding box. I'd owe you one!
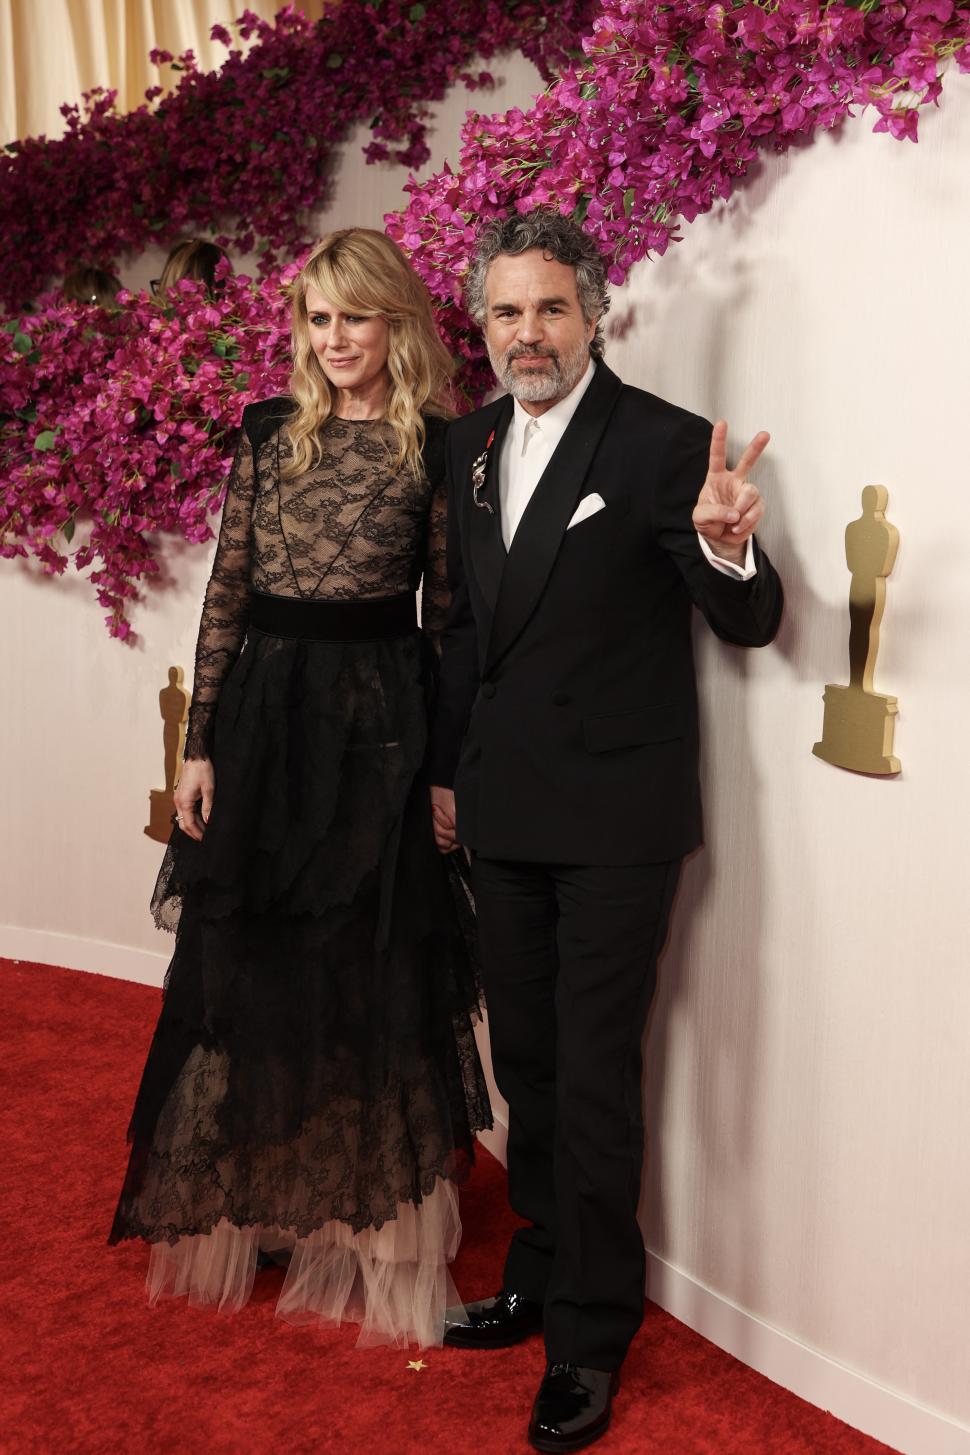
[430,785,458,854]
[174,758,215,842]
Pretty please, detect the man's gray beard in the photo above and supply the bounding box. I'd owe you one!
[489,337,591,404]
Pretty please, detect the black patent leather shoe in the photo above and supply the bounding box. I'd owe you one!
[442,1290,544,1348]
[528,1363,619,1452]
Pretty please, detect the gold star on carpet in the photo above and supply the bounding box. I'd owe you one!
[406,1360,428,1372]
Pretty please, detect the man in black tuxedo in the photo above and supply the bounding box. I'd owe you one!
[429,210,783,1453]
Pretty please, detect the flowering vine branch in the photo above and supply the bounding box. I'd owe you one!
[2,0,969,637]
[0,271,293,636]
[386,0,970,398]
[0,2,597,314]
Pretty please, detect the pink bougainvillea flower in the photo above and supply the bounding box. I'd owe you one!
[3,0,970,637]
[0,2,599,313]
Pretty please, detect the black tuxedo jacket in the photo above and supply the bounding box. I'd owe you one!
[428,361,784,865]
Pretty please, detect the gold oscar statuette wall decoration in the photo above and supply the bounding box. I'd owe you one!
[813,485,901,776]
[145,666,191,842]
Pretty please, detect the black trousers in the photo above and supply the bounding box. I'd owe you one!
[471,854,682,1372]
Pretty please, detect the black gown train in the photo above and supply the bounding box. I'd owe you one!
[110,398,491,1347]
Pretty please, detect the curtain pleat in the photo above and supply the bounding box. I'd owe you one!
[0,0,326,149]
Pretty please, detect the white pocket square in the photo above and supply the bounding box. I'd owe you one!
[567,493,606,529]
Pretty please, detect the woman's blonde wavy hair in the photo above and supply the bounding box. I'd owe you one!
[285,228,454,478]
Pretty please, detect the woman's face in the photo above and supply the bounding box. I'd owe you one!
[304,283,391,400]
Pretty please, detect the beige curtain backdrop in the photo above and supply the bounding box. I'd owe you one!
[0,0,326,149]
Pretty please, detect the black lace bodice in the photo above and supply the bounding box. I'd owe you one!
[183,403,449,760]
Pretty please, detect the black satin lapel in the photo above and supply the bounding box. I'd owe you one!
[467,396,513,614]
[484,363,624,675]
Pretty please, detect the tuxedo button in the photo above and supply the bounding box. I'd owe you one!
[481,682,497,700]
[551,691,571,707]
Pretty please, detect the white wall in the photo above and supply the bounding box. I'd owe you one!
[618,94,970,1437]
[3,48,969,1454]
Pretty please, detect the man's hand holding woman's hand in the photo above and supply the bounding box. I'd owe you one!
[430,785,458,854]
[174,758,215,842]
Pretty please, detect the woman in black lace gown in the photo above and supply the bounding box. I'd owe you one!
[110,229,491,1347]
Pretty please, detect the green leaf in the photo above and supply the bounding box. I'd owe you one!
[326,51,343,68]
[16,405,38,422]
[62,517,76,543]
[13,331,32,354]
[623,188,636,218]
[34,429,57,452]
[233,372,251,390]
[409,2,426,18]
[213,338,229,357]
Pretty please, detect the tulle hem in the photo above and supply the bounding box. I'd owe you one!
[145,1177,464,1350]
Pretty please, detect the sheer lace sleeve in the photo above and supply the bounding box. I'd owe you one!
[419,421,450,655]
[183,431,256,760]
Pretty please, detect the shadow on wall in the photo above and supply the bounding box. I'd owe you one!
[640,640,769,1320]
[628,228,834,1325]
[148,530,218,613]
[610,168,862,688]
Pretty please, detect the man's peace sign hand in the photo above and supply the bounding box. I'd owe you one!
[692,421,770,567]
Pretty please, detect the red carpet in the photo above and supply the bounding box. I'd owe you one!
[1,957,899,1455]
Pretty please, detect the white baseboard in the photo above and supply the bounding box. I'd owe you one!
[0,925,168,987]
[6,937,966,1454]
[471,1129,969,1454]
[646,1251,970,1455]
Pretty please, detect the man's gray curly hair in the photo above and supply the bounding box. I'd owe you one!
[465,210,611,358]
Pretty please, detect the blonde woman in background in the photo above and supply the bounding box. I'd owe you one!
[110,229,491,1348]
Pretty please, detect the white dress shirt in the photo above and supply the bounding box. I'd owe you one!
[497,359,756,580]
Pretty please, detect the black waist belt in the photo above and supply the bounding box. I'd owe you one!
[248,590,417,642]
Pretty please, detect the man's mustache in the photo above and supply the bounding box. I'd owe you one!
[505,345,561,363]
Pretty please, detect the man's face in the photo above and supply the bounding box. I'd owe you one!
[483,249,596,406]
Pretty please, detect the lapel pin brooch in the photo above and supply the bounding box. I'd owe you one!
[472,429,496,514]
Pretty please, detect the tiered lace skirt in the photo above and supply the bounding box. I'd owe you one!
[110,592,491,1347]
